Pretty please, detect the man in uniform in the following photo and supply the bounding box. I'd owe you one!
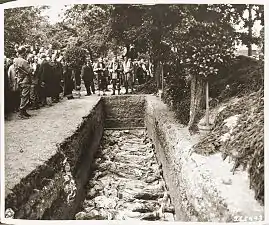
[13,46,33,119]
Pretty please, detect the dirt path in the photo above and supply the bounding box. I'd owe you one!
[5,94,101,197]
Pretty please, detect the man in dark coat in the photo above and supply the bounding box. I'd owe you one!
[73,66,82,97]
[63,61,74,100]
[39,54,54,106]
[51,54,63,103]
[81,60,95,96]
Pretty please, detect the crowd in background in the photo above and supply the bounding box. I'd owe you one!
[4,44,153,119]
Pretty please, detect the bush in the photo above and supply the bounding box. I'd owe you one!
[161,61,191,125]
[210,55,263,100]
[134,78,158,94]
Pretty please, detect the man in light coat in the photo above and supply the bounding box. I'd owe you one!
[123,57,134,94]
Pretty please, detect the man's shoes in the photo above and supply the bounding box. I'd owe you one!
[18,114,29,119]
[23,111,31,117]
[67,96,74,100]
[19,110,31,119]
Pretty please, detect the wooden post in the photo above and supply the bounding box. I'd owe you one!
[205,80,209,127]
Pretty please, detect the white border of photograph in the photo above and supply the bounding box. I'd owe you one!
[0,0,267,224]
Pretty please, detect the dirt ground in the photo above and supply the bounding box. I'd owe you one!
[4,90,101,197]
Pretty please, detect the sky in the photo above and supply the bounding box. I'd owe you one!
[41,4,68,24]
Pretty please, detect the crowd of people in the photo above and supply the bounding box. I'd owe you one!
[4,44,152,119]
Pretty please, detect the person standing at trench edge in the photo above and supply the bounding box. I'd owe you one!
[81,59,95,96]
[13,46,33,119]
[123,57,134,94]
[109,56,122,95]
[94,58,106,96]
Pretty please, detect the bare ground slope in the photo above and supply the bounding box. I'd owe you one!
[5,95,100,196]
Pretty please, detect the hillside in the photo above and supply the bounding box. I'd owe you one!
[194,56,264,205]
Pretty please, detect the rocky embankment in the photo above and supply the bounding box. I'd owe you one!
[75,129,175,221]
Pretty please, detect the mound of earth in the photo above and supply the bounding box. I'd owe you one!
[194,88,264,205]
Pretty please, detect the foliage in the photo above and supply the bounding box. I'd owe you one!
[162,61,191,125]
[134,78,158,94]
[63,4,114,58]
[174,22,236,80]
[64,46,87,69]
[232,4,264,55]
[209,55,263,100]
[110,4,187,64]
[4,6,49,57]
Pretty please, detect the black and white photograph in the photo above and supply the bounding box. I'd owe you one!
[1,0,266,223]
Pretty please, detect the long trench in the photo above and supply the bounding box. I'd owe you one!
[74,128,175,221]
[5,96,177,221]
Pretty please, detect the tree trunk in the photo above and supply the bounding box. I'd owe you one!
[248,4,253,56]
[188,75,205,134]
[155,61,161,90]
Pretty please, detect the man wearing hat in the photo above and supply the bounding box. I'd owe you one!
[13,46,33,118]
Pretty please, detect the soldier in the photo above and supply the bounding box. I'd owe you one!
[94,58,106,96]
[109,56,122,95]
[13,46,33,119]
[81,59,95,96]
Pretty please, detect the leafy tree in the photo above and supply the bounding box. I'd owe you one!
[64,45,87,69]
[63,4,114,58]
[4,6,49,57]
[176,22,236,131]
[231,4,264,56]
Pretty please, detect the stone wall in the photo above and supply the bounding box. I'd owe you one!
[103,95,145,128]
[5,99,105,219]
[144,95,264,222]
